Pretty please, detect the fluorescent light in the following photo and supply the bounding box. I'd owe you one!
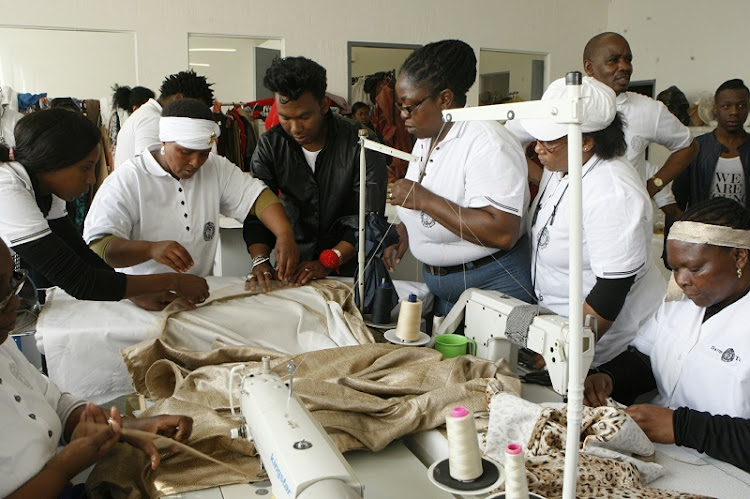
[189,63,210,67]
[189,48,237,52]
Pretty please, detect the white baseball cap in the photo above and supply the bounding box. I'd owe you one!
[521,76,617,141]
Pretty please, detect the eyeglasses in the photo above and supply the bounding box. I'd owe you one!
[535,139,567,154]
[395,95,432,115]
[0,269,27,311]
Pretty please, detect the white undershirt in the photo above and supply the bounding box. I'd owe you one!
[711,156,745,205]
[301,148,321,172]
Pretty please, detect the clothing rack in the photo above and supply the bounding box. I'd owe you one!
[351,69,395,85]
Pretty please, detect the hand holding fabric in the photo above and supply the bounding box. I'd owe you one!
[584,372,614,407]
[625,404,675,444]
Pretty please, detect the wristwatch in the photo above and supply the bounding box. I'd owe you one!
[650,176,664,192]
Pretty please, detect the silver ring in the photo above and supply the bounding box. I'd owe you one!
[107,417,115,426]
[388,193,393,199]
[246,274,256,280]
[263,271,272,276]
[304,268,311,272]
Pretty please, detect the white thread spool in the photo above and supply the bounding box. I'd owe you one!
[395,293,422,342]
[504,443,529,499]
[446,406,483,482]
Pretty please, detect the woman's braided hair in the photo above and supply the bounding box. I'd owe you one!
[399,39,476,107]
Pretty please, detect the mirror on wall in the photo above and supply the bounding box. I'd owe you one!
[348,42,419,105]
[0,27,136,100]
[478,49,546,105]
[188,35,283,104]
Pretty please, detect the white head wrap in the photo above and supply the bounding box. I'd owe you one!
[159,116,220,150]
[665,221,750,301]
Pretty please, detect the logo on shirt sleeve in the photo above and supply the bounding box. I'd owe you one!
[203,221,216,241]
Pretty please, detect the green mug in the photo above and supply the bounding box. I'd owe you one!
[434,334,477,358]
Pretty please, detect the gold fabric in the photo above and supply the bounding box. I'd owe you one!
[88,234,118,263]
[87,342,521,497]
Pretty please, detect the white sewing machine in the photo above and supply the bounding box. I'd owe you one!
[435,288,596,396]
[228,357,363,499]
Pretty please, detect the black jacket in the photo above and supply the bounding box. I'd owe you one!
[245,112,388,267]
[673,131,750,210]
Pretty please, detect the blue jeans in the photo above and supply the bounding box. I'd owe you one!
[423,235,535,317]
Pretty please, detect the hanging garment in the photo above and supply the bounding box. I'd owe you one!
[373,83,413,179]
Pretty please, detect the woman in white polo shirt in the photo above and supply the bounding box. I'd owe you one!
[84,98,299,281]
[523,76,665,366]
[585,197,750,471]
[383,39,532,316]
[0,109,209,311]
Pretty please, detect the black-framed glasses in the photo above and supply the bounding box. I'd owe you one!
[395,95,431,115]
[536,139,567,154]
[0,269,26,311]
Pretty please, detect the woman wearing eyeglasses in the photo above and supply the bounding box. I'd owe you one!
[0,109,209,311]
[383,39,533,316]
[523,77,665,366]
[0,239,194,497]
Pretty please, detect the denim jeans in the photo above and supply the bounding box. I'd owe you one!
[422,235,535,317]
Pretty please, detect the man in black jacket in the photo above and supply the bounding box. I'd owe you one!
[674,79,750,211]
[244,56,387,289]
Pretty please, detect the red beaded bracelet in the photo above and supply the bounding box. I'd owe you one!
[319,249,341,273]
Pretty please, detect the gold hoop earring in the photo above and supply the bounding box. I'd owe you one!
[160,145,166,156]
[738,267,743,279]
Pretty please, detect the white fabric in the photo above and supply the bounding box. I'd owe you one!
[632,290,750,418]
[521,76,617,141]
[35,277,372,404]
[84,146,267,277]
[397,119,529,266]
[0,105,21,147]
[0,162,68,249]
[529,155,666,365]
[114,97,162,169]
[616,92,693,208]
[301,147,321,172]
[711,156,745,205]
[0,338,86,497]
[159,116,220,150]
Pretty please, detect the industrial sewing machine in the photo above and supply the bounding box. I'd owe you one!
[228,357,363,499]
[435,288,596,396]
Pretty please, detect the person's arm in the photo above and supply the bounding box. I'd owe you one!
[584,346,656,407]
[647,139,699,198]
[92,236,195,273]
[673,407,750,472]
[390,179,522,250]
[15,221,208,306]
[671,158,694,211]
[583,275,636,338]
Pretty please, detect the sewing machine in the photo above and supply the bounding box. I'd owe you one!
[435,288,595,396]
[228,357,363,498]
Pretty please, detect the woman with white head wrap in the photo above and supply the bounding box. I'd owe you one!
[523,76,666,366]
[585,197,750,472]
[85,98,298,288]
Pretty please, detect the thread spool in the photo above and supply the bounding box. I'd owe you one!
[372,278,394,324]
[446,406,483,482]
[504,443,529,499]
[395,293,422,342]
[432,314,444,333]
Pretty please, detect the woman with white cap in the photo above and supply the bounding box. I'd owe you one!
[585,197,750,471]
[85,98,298,287]
[523,76,665,366]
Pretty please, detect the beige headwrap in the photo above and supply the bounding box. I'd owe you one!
[665,221,750,301]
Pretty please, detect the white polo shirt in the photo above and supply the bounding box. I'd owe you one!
[529,155,666,364]
[617,92,693,208]
[633,291,750,418]
[84,147,268,276]
[113,98,162,169]
[396,120,529,266]
[0,162,68,249]
[0,338,86,497]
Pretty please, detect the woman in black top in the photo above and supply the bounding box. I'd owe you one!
[0,108,208,310]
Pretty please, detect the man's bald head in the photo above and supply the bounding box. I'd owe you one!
[583,32,633,95]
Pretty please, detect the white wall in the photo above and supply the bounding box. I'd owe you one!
[607,0,749,103]
[0,0,608,105]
